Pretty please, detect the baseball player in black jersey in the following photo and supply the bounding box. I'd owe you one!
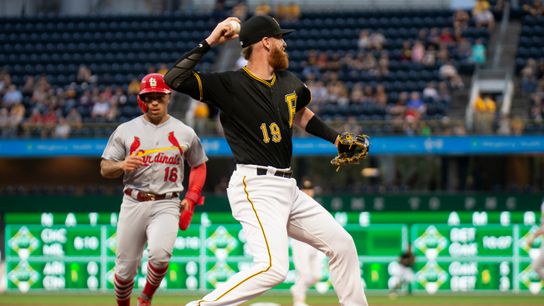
[165,15,368,306]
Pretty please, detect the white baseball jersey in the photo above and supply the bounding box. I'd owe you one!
[102,115,208,194]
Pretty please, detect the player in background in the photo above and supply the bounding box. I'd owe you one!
[290,179,325,306]
[165,15,368,306]
[526,201,544,280]
[100,73,208,306]
[389,244,415,297]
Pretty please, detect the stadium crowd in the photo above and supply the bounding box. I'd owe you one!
[0,0,542,139]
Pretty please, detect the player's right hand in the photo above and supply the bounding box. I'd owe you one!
[205,17,240,47]
[122,155,144,172]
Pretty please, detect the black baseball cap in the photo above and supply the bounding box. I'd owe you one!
[239,15,295,48]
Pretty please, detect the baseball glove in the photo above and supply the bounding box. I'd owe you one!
[330,132,370,171]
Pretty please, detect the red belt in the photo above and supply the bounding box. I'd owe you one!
[124,188,180,202]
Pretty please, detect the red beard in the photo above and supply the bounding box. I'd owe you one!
[269,45,289,70]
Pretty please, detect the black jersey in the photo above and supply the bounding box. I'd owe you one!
[170,66,311,168]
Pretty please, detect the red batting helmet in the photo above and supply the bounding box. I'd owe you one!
[137,73,171,113]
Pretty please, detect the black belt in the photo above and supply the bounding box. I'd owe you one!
[256,167,292,178]
[124,188,180,202]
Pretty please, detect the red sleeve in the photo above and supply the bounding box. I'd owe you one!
[184,162,206,205]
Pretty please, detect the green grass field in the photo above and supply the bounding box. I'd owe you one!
[0,293,542,306]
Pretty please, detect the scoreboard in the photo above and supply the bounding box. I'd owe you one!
[4,211,543,294]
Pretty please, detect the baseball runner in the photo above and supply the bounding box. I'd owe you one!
[388,244,415,296]
[526,201,544,280]
[100,73,208,306]
[290,179,325,306]
[164,15,369,306]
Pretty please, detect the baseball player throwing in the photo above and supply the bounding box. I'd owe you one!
[165,15,369,306]
[526,201,544,280]
[100,73,208,306]
[290,179,325,306]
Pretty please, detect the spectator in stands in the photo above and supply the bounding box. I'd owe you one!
[362,53,378,74]
[66,108,83,131]
[439,28,455,46]
[457,38,472,59]
[437,44,450,63]
[406,92,425,120]
[388,92,408,130]
[285,2,301,21]
[511,115,525,135]
[438,81,451,104]
[530,94,543,123]
[77,64,97,85]
[470,38,486,65]
[211,1,226,19]
[7,102,24,137]
[63,83,78,112]
[232,2,248,20]
[403,115,419,136]
[369,32,386,51]
[307,80,328,106]
[497,114,512,135]
[21,75,35,97]
[0,107,8,137]
[328,52,342,72]
[362,85,375,104]
[473,0,495,30]
[422,45,437,66]
[316,52,329,70]
[254,2,272,16]
[378,52,390,76]
[358,30,371,50]
[450,74,465,89]
[91,93,111,121]
[42,106,58,138]
[521,58,538,93]
[2,84,22,108]
[23,109,44,137]
[411,40,425,63]
[127,78,141,95]
[336,82,350,106]
[0,70,10,94]
[423,82,439,101]
[157,63,169,75]
[427,27,441,49]
[453,9,470,38]
[193,101,209,134]
[350,83,364,104]
[375,84,388,107]
[400,40,412,61]
[276,3,288,20]
[474,94,496,134]
[112,86,128,106]
[53,117,71,139]
[523,0,544,16]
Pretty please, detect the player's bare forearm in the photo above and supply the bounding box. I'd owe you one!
[204,17,240,47]
[100,159,124,179]
[294,107,314,130]
[100,156,144,179]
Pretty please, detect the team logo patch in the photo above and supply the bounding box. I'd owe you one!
[150,77,157,87]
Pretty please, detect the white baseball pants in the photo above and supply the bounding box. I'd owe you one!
[187,164,368,306]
